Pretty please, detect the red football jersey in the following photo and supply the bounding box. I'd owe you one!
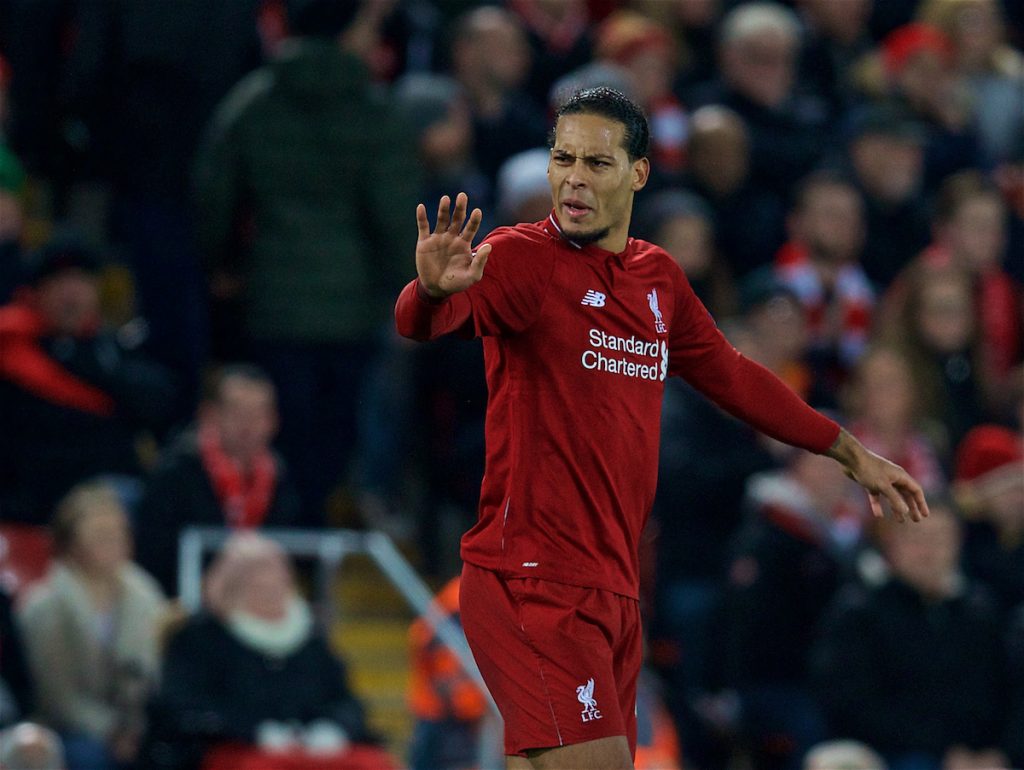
[396,213,839,598]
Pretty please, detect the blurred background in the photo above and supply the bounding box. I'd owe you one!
[0,1,1021,769]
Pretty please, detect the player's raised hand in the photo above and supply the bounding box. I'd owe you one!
[415,192,491,299]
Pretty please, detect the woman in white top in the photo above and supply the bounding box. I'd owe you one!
[17,480,166,770]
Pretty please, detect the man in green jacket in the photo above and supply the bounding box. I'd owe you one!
[194,0,420,523]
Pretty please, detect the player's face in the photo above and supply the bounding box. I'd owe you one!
[548,113,649,251]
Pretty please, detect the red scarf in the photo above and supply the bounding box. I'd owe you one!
[198,423,278,528]
[0,295,114,415]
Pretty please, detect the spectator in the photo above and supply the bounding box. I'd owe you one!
[875,22,983,188]
[145,533,375,770]
[387,70,491,554]
[682,105,786,279]
[547,59,636,116]
[1006,604,1024,767]
[842,102,932,289]
[811,500,1008,770]
[495,147,553,227]
[795,0,874,119]
[691,1,829,198]
[407,576,487,770]
[993,134,1024,285]
[880,170,1022,400]
[738,270,815,403]
[594,11,689,182]
[633,189,733,315]
[633,668,684,770]
[0,238,176,524]
[630,0,721,93]
[135,364,301,595]
[509,0,594,108]
[447,6,547,185]
[17,481,167,770]
[393,72,492,235]
[918,0,1024,166]
[880,263,993,449]
[803,740,886,770]
[845,345,947,496]
[953,424,1024,612]
[0,142,25,303]
[0,52,9,132]
[194,0,421,523]
[711,448,862,770]
[0,722,66,770]
[650,314,780,770]
[0,586,33,728]
[774,170,874,396]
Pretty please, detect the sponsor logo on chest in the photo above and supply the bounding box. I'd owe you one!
[578,287,668,381]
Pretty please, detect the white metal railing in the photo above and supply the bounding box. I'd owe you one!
[177,526,504,770]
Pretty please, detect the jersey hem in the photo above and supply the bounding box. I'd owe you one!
[460,553,640,601]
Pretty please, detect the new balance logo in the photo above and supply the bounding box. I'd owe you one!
[581,290,606,307]
[576,678,603,722]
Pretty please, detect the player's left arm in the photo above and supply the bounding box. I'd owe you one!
[825,428,929,523]
[665,264,929,524]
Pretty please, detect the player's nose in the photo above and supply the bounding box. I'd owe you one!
[564,163,589,188]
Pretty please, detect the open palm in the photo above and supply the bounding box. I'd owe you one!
[415,192,492,299]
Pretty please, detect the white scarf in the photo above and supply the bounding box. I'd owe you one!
[227,597,313,658]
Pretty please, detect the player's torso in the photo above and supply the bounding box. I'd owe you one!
[470,231,680,595]
[511,239,675,406]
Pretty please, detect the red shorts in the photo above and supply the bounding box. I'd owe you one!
[459,562,642,757]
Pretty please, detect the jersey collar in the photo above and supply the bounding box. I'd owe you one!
[543,210,633,266]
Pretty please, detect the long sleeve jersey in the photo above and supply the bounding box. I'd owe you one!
[395,213,839,598]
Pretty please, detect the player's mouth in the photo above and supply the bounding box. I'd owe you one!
[561,199,593,219]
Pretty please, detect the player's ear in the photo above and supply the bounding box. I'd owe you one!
[631,157,650,192]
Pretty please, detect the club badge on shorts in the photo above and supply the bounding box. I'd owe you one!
[576,678,603,722]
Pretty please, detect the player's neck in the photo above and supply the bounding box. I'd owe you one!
[597,230,629,254]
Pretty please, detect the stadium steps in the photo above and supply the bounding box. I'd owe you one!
[330,554,416,762]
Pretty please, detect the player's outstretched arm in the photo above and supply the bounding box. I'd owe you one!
[416,192,491,299]
[826,428,930,523]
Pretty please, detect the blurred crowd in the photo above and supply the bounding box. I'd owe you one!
[0,0,1021,769]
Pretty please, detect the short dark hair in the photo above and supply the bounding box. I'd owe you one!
[287,0,361,38]
[51,480,124,557]
[551,87,650,161]
[933,169,1003,226]
[204,363,276,404]
[793,168,859,213]
[27,237,101,286]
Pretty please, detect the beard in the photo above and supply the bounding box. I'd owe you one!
[563,225,611,247]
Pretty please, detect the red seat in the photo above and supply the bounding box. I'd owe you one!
[0,523,53,597]
[202,743,399,770]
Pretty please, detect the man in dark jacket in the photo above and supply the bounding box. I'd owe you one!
[710,449,862,770]
[0,239,176,523]
[811,501,1009,770]
[135,365,300,595]
[194,0,421,522]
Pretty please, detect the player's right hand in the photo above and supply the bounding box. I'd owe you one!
[415,192,491,299]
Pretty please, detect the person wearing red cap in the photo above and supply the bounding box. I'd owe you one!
[955,424,1024,611]
[0,239,176,524]
[593,10,688,179]
[880,22,981,188]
